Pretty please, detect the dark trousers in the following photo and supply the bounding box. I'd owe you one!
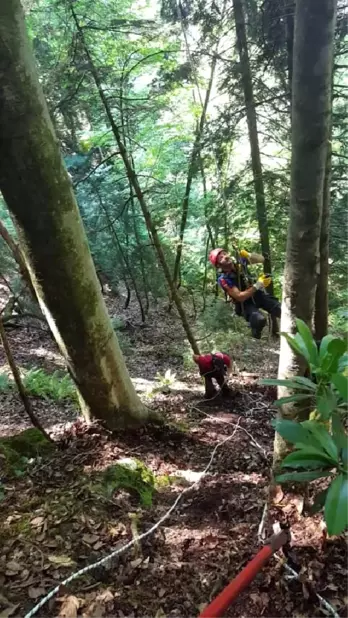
[204,370,230,398]
[236,290,281,338]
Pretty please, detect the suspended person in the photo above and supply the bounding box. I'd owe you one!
[193,352,232,399]
[209,248,281,339]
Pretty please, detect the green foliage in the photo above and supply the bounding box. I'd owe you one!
[263,320,348,536]
[23,368,77,401]
[0,428,54,479]
[97,458,155,507]
[0,368,77,402]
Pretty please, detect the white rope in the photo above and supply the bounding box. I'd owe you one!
[281,560,340,618]
[24,422,240,618]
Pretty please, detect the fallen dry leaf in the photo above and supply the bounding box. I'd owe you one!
[5,561,21,573]
[154,608,166,618]
[48,555,75,567]
[59,595,80,618]
[130,557,143,569]
[28,586,46,599]
[83,602,105,617]
[93,541,104,551]
[30,516,45,527]
[82,534,99,545]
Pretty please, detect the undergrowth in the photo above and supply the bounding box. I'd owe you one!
[0,367,77,402]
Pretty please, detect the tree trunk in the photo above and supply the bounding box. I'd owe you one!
[314,136,332,340]
[0,218,37,299]
[232,0,273,281]
[274,0,337,465]
[0,0,149,429]
[71,7,201,355]
[172,55,217,286]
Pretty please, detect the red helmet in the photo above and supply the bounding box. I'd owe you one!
[209,248,224,267]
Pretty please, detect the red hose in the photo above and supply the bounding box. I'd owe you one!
[199,530,289,618]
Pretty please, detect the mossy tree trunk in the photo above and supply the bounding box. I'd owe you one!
[0,0,149,429]
[274,0,337,465]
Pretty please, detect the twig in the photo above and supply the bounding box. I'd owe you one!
[24,424,240,618]
[0,317,53,444]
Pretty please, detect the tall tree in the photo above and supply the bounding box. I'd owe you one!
[0,0,151,429]
[232,0,274,283]
[275,0,337,462]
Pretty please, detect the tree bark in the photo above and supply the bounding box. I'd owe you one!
[274,0,337,465]
[71,7,200,355]
[0,0,149,429]
[233,0,273,281]
[314,135,332,340]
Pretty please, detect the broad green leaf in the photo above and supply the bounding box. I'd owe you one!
[325,474,348,536]
[276,470,332,483]
[272,419,311,445]
[320,339,347,375]
[281,332,310,364]
[317,390,337,420]
[301,421,338,463]
[319,335,335,361]
[295,319,319,367]
[310,488,328,514]
[281,450,334,469]
[338,352,348,374]
[331,413,348,450]
[260,377,316,391]
[331,373,348,402]
[274,394,312,406]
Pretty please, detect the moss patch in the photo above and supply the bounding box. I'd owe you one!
[95,458,155,507]
[0,428,54,476]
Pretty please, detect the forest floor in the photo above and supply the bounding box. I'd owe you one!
[0,287,347,618]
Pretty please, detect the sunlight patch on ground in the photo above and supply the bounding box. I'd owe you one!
[28,347,65,365]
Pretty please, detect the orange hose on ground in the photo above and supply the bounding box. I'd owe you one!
[199,530,289,618]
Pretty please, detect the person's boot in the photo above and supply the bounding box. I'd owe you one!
[251,327,262,339]
[204,377,217,399]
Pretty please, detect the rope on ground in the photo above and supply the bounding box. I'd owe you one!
[280,560,340,618]
[24,420,241,618]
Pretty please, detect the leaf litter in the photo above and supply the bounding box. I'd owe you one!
[0,297,347,617]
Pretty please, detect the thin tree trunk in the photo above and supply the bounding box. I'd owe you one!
[232,0,273,280]
[199,153,215,248]
[0,317,53,442]
[71,7,200,355]
[93,183,146,322]
[314,132,332,340]
[132,201,150,315]
[274,0,337,466]
[0,218,37,299]
[0,0,150,429]
[172,55,218,286]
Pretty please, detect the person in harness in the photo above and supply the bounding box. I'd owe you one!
[209,248,281,339]
[193,352,232,399]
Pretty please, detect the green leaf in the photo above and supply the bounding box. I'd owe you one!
[317,390,337,420]
[331,373,348,402]
[320,339,347,375]
[274,394,312,406]
[260,377,316,391]
[319,335,336,361]
[338,352,348,374]
[276,470,332,483]
[272,419,311,445]
[295,319,319,367]
[331,413,348,450]
[301,421,338,463]
[281,332,310,363]
[310,488,328,514]
[281,450,334,469]
[325,474,348,536]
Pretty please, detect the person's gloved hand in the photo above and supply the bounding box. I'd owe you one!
[254,274,272,290]
[239,249,250,259]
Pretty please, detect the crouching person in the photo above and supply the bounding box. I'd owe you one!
[193,352,232,399]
